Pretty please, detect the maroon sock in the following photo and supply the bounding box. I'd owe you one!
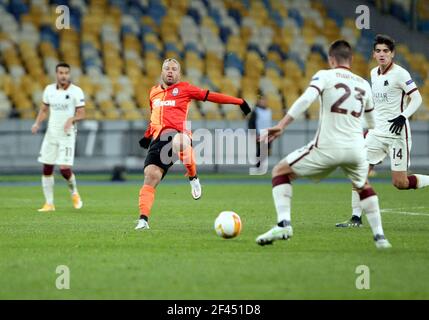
[407,175,417,189]
[43,164,54,176]
[272,174,291,187]
[60,168,72,180]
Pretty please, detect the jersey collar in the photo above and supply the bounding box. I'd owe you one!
[377,62,394,75]
[56,82,71,90]
[160,81,181,91]
[336,65,351,71]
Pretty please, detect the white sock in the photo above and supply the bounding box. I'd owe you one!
[352,190,363,218]
[272,183,292,224]
[42,175,54,205]
[67,174,78,194]
[415,174,429,189]
[360,195,384,237]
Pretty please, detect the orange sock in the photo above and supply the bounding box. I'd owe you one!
[139,185,156,217]
[178,146,197,178]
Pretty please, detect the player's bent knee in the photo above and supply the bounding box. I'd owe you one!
[144,165,163,185]
[172,133,191,153]
[272,162,293,178]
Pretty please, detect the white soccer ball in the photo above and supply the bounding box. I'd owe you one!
[214,211,242,239]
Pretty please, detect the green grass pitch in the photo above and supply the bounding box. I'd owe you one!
[1,174,428,299]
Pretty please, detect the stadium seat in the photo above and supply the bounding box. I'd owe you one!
[0,0,427,120]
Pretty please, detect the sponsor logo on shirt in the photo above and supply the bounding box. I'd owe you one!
[405,79,414,85]
[373,92,389,103]
[51,103,70,111]
[153,99,176,107]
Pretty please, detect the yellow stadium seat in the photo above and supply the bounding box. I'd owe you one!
[204,109,223,120]
[224,109,243,121]
[272,109,286,121]
[266,93,283,111]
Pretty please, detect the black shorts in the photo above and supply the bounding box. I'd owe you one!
[144,132,179,178]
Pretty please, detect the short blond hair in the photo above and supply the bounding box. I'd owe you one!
[162,58,181,71]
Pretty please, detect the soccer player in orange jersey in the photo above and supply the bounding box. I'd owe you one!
[135,58,251,230]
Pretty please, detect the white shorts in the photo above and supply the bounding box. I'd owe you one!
[282,143,369,189]
[38,131,76,166]
[365,131,411,171]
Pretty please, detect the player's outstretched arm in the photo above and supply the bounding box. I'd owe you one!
[260,87,319,143]
[31,103,49,134]
[187,84,250,116]
[261,115,294,143]
[205,92,251,116]
[287,87,319,120]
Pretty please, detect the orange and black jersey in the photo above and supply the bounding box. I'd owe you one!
[144,82,244,139]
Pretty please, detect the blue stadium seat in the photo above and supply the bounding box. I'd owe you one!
[51,0,69,5]
[268,44,287,60]
[184,43,203,57]
[201,76,217,91]
[9,0,28,20]
[310,44,327,61]
[224,53,244,75]
[121,25,135,37]
[265,60,283,76]
[288,8,304,28]
[355,36,373,60]
[148,2,166,25]
[242,0,250,9]
[390,3,411,23]
[164,42,181,57]
[219,26,231,44]
[187,8,201,25]
[128,3,143,19]
[327,8,344,27]
[141,24,155,35]
[208,7,222,26]
[200,0,210,9]
[247,44,264,59]
[40,25,60,49]
[270,11,284,28]
[109,0,127,11]
[286,52,305,72]
[144,42,161,54]
[228,8,242,26]
[69,8,82,31]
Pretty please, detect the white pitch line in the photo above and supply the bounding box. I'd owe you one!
[381,208,429,217]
